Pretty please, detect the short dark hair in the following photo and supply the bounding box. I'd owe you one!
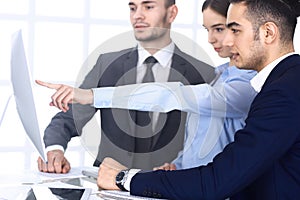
[202,0,230,18]
[165,0,175,8]
[229,0,300,43]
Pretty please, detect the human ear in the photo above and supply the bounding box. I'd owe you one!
[261,22,278,44]
[167,5,178,23]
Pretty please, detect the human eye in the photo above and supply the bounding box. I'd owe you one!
[216,27,225,32]
[231,28,240,34]
[129,5,136,12]
[145,4,155,10]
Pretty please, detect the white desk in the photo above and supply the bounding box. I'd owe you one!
[0,169,162,200]
[0,168,100,200]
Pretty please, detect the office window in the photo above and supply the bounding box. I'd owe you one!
[90,0,129,20]
[1,0,206,173]
[0,21,28,80]
[1,0,299,175]
[35,0,85,18]
[34,22,84,81]
[175,0,197,24]
[0,0,29,15]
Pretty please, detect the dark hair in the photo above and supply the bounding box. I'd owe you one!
[229,0,300,43]
[202,0,230,17]
[165,0,175,8]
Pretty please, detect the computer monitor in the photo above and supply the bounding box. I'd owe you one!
[10,30,47,162]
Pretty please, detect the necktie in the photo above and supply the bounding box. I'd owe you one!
[142,56,157,83]
[135,56,158,127]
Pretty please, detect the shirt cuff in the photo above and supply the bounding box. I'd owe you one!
[45,145,65,153]
[92,87,115,108]
[124,169,141,191]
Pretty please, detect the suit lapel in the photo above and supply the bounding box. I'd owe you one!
[151,46,187,148]
[122,48,138,85]
[168,46,187,83]
[121,48,139,145]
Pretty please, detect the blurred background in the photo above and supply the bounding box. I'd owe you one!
[0,0,299,173]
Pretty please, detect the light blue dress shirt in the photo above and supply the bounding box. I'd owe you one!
[92,63,257,169]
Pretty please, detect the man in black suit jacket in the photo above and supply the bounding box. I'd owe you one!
[97,0,300,199]
[37,0,214,172]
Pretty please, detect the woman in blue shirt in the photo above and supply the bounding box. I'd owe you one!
[36,0,257,170]
[154,0,257,169]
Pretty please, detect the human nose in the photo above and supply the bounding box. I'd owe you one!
[207,31,216,44]
[222,31,233,47]
[133,7,144,20]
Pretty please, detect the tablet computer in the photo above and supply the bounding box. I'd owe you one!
[25,186,92,200]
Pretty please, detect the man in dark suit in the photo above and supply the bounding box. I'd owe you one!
[37,0,214,172]
[97,0,300,199]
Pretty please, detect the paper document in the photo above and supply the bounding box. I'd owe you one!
[10,30,47,161]
[98,190,167,200]
[37,167,86,182]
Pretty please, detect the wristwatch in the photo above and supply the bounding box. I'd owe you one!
[115,169,130,191]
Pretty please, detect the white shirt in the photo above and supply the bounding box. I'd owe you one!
[250,52,296,92]
[136,42,174,83]
[136,42,175,130]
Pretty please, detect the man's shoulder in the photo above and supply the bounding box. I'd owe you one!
[174,46,212,65]
[92,47,137,69]
[99,47,136,60]
[173,46,216,83]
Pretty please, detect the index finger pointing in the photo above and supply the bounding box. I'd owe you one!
[35,80,61,90]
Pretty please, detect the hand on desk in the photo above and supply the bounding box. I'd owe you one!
[97,157,127,190]
[35,80,93,112]
[37,149,71,173]
[153,163,177,171]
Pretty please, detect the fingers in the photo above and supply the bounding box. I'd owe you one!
[169,163,177,170]
[61,159,71,173]
[57,157,71,174]
[50,85,73,112]
[37,150,70,174]
[153,163,176,171]
[37,156,45,172]
[36,80,74,112]
[153,163,170,170]
[35,80,61,90]
[36,80,94,110]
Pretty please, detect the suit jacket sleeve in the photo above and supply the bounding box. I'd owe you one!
[43,55,104,149]
[130,59,300,199]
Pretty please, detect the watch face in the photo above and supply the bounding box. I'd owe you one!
[116,171,125,182]
[115,170,129,191]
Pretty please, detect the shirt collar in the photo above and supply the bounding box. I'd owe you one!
[215,62,230,74]
[137,42,175,67]
[250,52,296,92]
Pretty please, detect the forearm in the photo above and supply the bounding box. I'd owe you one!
[92,82,203,114]
[92,81,255,118]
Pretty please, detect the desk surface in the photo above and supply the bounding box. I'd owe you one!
[0,176,99,200]
[0,169,163,200]
[0,167,99,200]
